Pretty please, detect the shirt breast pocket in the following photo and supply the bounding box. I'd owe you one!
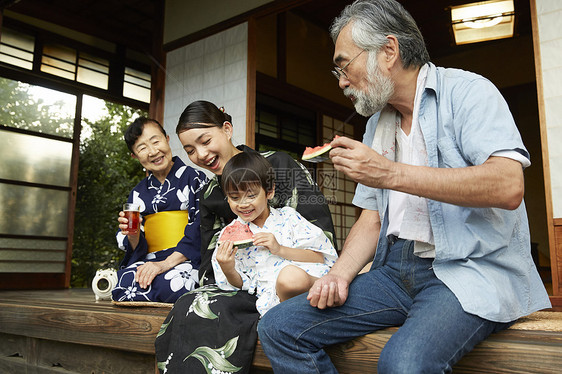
[437,136,470,169]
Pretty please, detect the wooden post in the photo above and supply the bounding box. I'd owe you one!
[246,18,257,149]
[529,0,561,303]
[149,0,166,124]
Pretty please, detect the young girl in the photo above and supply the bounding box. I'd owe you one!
[213,152,338,315]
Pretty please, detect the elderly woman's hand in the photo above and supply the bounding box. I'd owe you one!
[135,261,166,289]
[117,211,142,249]
[135,252,187,289]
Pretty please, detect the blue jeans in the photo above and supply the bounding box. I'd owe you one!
[258,239,513,373]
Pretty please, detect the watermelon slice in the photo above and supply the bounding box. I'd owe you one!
[218,221,254,248]
[302,135,340,162]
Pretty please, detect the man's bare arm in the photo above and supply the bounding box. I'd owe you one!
[330,137,524,210]
[308,209,381,309]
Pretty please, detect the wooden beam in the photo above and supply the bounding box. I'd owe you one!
[529,0,559,296]
[253,323,562,373]
[0,293,168,354]
[163,0,316,52]
[246,18,257,149]
[64,94,82,288]
[555,224,562,296]
[0,333,155,373]
[0,274,66,290]
[5,0,154,53]
[550,296,562,311]
[148,0,166,124]
[276,12,287,83]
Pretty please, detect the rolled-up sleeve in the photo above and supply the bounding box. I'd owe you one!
[352,113,380,211]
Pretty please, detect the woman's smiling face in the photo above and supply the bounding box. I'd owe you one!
[177,122,240,175]
[131,122,173,182]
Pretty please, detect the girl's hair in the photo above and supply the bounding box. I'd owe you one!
[176,100,233,134]
[330,0,429,69]
[124,117,166,153]
[221,152,275,195]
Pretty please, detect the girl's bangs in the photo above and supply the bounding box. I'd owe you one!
[223,168,262,194]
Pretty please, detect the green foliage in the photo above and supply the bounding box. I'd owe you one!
[71,102,146,287]
[0,77,74,136]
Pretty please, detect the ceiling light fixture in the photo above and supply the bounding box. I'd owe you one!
[451,0,515,45]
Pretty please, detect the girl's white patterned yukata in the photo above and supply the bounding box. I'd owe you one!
[212,206,338,315]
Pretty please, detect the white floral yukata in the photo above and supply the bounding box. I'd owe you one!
[112,157,208,303]
[212,206,338,315]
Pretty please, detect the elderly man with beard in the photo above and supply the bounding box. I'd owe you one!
[257,0,551,373]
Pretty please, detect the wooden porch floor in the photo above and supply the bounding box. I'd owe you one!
[0,289,561,373]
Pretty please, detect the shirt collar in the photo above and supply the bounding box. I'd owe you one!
[423,62,438,93]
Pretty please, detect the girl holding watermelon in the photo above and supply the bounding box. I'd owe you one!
[213,152,337,316]
[154,100,337,374]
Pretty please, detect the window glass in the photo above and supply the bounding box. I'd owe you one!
[0,77,76,138]
[1,27,150,104]
[0,27,34,70]
[77,52,109,89]
[0,184,69,237]
[123,67,151,103]
[256,109,278,138]
[255,95,315,151]
[41,43,77,80]
[282,117,298,143]
[0,130,72,186]
[319,114,357,250]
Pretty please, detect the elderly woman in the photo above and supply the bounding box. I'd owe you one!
[111,117,207,303]
[155,101,336,373]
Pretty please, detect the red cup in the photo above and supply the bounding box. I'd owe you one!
[123,203,140,235]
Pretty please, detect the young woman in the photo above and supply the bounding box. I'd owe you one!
[214,152,337,316]
[155,101,337,374]
[112,117,207,303]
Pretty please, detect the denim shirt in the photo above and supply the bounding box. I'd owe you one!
[353,63,551,322]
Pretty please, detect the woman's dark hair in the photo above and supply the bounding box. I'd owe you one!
[176,100,233,135]
[221,152,275,195]
[124,117,166,153]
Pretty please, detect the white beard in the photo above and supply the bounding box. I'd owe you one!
[344,55,394,117]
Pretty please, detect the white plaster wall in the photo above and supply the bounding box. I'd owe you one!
[535,0,562,218]
[163,23,248,175]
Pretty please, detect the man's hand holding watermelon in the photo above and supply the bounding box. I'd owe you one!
[329,136,395,190]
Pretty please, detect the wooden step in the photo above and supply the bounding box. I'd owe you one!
[1,289,561,374]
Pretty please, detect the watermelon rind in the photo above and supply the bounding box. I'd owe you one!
[217,238,253,249]
[302,144,332,161]
[233,239,254,248]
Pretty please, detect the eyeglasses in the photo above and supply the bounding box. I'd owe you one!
[331,49,365,80]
